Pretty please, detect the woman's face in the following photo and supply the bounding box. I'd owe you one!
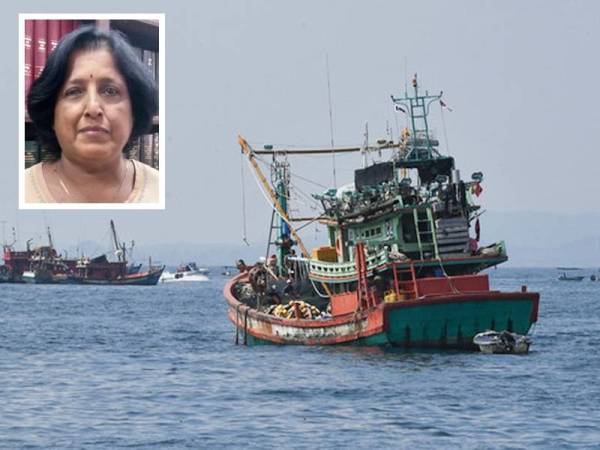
[54,47,133,167]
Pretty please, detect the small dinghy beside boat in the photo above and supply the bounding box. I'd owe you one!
[473,330,531,354]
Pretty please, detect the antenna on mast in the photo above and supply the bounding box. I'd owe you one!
[47,226,53,249]
[326,54,337,188]
[403,58,410,130]
[361,122,369,168]
[240,152,250,246]
[404,56,408,96]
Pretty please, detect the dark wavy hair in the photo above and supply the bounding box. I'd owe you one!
[27,25,158,158]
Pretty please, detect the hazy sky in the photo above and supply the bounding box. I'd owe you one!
[2,0,599,251]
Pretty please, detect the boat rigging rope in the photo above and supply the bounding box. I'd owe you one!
[310,277,331,299]
[240,152,249,246]
[251,154,323,215]
[296,215,327,232]
[235,304,241,345]
[289,167,329,190]
[293,168,329,191]
[253,153,328,189]
[289,182,322,211]
[435,256,460,294]
[245,175,318,216]
[287,184,311,207]
[245,157,283,220]
[243,308,248,345]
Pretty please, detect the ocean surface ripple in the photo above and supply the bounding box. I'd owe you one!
[1,268,599,449]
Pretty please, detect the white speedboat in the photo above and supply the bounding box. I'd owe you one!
[160,262,209,283]
[473,330,531,354]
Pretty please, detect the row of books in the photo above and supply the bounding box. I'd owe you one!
[24,20,80,95]
[25,133,160,170]
[126,132,160,169]
[134,48,159,84]
[25,20,159,95]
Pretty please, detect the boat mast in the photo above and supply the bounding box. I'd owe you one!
[110,220,126,262]
[3,226,17,249]
[326,54,337,188]
[47,226,54,249]
[238,136,309,262]
[271,156,293,272]
[391,73,443,161]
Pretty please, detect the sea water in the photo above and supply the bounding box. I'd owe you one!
[1,268,599,449]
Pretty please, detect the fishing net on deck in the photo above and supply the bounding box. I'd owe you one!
[268,300,323,320]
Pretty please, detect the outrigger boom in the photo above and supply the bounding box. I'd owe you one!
[238,135,310,259]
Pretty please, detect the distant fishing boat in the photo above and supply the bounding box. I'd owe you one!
[3,221,163,285]
[224,76,539,348]
[557,267,585,281]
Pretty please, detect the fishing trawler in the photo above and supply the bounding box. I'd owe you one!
[224,75,539,348]
[3,227,75,283]
[2,222,163,285]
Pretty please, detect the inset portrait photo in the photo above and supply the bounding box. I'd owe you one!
[19,14,165,209]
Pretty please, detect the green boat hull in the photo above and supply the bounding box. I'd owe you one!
[369,297,536,348]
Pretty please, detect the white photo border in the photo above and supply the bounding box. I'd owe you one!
[18,13,166,210]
